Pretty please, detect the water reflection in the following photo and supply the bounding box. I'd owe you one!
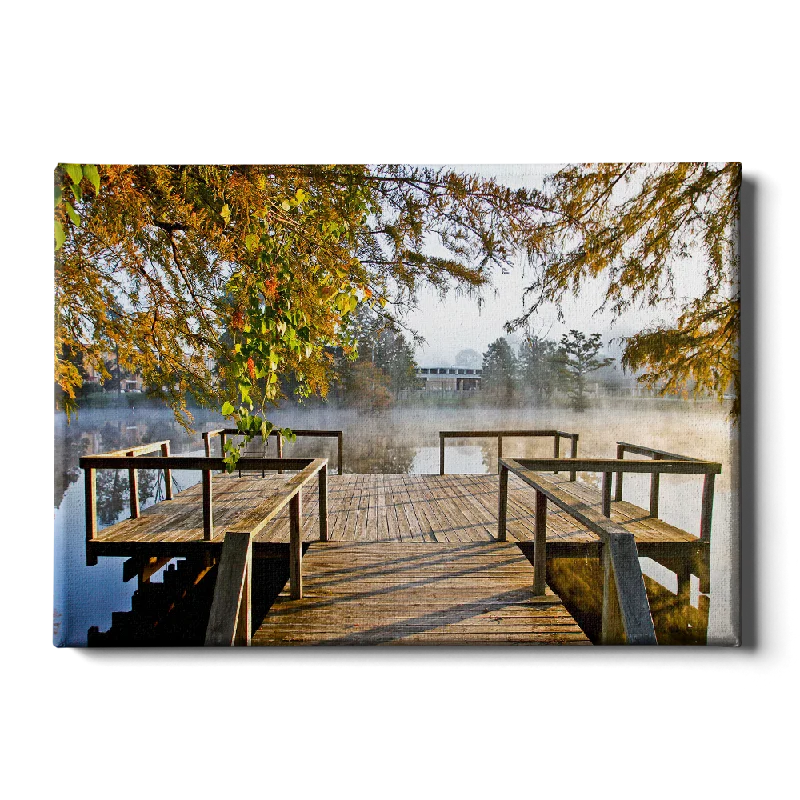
[548,554,709,645]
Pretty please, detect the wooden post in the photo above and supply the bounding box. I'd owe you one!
[161,442,173,500]
[602,472,612,517]
[202,469,213,541]
[338,432,343,476]
[277,433,284,475]
[569,435,578,481]
[497,436,503,472]
[127,450,140,519]
[615,443,624,501]
[85,466,97,543]
[235,546,252,646]
[289,490,303,599]
[440,435,445,475]
[553,435,560,474]
[498,464,509,542]
[649,453,663,518]
[601,544,625,645]
[203,432,211,458]
[533,490,547,595]
[676,559,691,605]
[319,464,329,541]
[700,472,715,541]
[220,432,227,475]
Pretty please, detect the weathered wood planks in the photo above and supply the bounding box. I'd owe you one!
[90,471,705,557]
[252,542,591,646]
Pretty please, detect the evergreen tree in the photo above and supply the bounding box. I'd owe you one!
[517,335,559,405]
[482,338,518,404]
[555,331,614,411]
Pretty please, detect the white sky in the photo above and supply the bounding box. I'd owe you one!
[402,164,705,366]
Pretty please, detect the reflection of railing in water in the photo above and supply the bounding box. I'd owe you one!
[203,428,344,476]
[498,454,722,645]
[439,430,579,478]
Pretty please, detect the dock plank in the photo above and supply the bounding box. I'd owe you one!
[252,541,591,646]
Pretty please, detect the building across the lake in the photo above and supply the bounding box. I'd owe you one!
[415,365,482,391]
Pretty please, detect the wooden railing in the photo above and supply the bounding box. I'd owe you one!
[614,442,716,539]
[203,457,329,645]
[498,456,721,644]
[80,454,329,548]
[439,430,579,478]
[203,428,344,475]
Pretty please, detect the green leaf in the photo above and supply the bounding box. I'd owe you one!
[65,202,80,227]
[82,164,100,194]
[221,401,234,416]
[54,186,62,208]
[71,182,82,202]
[54,220,66,250]
[281,200,291,211]
[64,164,82,185]
[245,233,259,252]
[221,203,231,225]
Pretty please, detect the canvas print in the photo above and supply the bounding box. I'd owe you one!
[54,163,740,646]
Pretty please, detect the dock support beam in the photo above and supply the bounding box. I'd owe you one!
[161,442,173,500]
[319,465,329,541]
[202,469,213,540]
[533,490,547,595]
[498,464,509,542]
[290,489,303,599]
[127,450,140,519]
[602,472,612,518]
[85,466,97,566]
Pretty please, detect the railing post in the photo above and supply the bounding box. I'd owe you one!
[649,453,663,518]
[289,490,303,599]
[220,431,227,475]
[615,443,625,501]
[553,434,560,474]
[440,434,445,475]
[202,469,213,540]
[569,434,578,481]
[338,432,343,476]
[84,466,97,565]
[235,540,252,646]
[498,463,509,542]
[203,432,211,458]
[319,464,329,541]
[602,472,612,517]
[277,432,284,475]
[161,442,173,500]
[127,450,140,519]
[700,472,715,542]
[601,544,625,645]
[533,490,547,595]
[497,436,503,472]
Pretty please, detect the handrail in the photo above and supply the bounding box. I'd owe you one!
[613,441,718,540]
[204,428,344,475]
[439,429,579,479]
[499,458,657,645]
[205,531,252,646]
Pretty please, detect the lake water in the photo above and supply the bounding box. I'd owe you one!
[53,399,738,645]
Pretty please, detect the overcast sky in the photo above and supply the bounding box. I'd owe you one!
[402,164,705,367]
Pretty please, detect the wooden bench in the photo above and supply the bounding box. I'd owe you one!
[498,455,722,645]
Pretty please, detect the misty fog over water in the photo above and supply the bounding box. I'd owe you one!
[54,398,737,645]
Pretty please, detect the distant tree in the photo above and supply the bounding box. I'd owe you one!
[333,305,418,404]
[517,334,559,405]
[555,330,614,411]
[455,349,481,368]
[482,338,518,404]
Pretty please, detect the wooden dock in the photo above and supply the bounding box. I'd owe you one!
[82,430,719,646]
[253,541,590,645]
